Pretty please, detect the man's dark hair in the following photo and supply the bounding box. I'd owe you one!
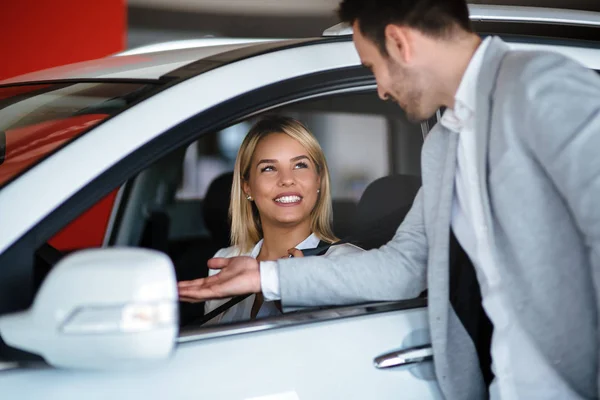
[338,0,472,55]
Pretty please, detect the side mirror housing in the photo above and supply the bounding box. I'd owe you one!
[0,248,178,370]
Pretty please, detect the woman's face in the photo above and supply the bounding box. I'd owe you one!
[243,133,321,229]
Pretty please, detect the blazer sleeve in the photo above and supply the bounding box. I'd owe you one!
[278,188,428,307]
[515,53,600,395]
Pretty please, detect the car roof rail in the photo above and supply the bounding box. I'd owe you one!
[322,4,600,36]
[115,38,279,56]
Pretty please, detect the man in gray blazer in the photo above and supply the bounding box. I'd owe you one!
[179,0,600,398]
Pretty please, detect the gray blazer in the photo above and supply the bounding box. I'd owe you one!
[276,37,600,399]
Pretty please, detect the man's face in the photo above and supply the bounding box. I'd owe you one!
[352,22,437,122]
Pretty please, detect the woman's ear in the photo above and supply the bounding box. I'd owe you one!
[242,180,251,199]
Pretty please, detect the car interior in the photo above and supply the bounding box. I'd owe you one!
[34,90,430,328]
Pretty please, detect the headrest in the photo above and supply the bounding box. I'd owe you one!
[352,174,421,250]
[202,171,234,246]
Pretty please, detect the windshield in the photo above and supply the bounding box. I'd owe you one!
[0,82,155,188]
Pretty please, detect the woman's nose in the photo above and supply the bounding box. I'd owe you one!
[278,170,295,186]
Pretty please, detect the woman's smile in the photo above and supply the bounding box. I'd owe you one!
[274,192,303,206]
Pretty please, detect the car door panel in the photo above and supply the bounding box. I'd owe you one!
[1,305,441,399]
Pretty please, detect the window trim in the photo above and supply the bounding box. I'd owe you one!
[178,299,427,343]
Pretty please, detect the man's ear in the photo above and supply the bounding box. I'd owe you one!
[384,24,412,64]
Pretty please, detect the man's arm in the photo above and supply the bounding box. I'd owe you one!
[278,188,429,307]
[178,189,428,305]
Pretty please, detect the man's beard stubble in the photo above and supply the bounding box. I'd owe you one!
[388,68,427,122]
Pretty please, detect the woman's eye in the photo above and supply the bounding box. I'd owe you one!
[294,161,309,169]
[261,165,275,172]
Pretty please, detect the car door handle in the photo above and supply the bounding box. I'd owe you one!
[374,344,433,369]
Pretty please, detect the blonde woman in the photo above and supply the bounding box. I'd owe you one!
[200,115,362,324]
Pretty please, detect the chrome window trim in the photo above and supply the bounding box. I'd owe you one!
[178,298,426,343]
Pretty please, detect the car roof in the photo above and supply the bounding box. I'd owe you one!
[0,38,301,84]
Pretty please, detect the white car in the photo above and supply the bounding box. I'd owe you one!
[0,5,599,400]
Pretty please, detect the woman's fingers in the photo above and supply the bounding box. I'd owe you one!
[287,248,304,258]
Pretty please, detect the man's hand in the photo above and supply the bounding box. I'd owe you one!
[178,256,260,303]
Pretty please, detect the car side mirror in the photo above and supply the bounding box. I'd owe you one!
[0,248,178,370]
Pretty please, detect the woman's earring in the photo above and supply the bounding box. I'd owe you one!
[317,189,321,194]
[246,195,253,201]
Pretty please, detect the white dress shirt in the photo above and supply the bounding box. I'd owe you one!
[261,37,579,398]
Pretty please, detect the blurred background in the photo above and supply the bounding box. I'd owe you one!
[130,0,599,47]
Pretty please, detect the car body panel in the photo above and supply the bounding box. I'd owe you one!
[0,41,284,84]
[1,307,442,400]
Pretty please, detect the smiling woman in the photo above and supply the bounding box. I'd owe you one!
[200,115,363,323]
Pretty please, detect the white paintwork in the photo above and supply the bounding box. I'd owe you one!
[0,41,284,84]
[0,41,360,255]
[1,307,442,400]
[0,248,177,370]
[117,38,279,56]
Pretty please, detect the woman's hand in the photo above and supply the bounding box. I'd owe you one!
[178,256,261,302]
[286,248,304,258]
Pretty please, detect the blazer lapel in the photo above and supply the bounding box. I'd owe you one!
[475,37,511,225]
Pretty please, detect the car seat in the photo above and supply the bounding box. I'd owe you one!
[174,171,233,326]
[351,174,422,250]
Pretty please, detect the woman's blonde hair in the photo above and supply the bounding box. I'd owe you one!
[230,115,338,253]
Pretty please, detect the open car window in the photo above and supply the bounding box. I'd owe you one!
[0,82,155,188]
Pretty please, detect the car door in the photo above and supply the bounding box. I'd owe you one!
[2,302,440,400]
[0,43,440,399]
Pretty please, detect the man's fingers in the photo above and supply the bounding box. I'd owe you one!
[177,278,205,288]
[179,296,203,303]
[178,287,221,301]
[207,257,231,269]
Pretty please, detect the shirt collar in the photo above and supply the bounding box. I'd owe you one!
[440,37,492,133]
[251,232,320,258]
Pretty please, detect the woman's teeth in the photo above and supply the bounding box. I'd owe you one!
[275,195,302,203]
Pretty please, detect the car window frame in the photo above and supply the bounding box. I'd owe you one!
[0,66,433,356]
[0,66,371,314]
